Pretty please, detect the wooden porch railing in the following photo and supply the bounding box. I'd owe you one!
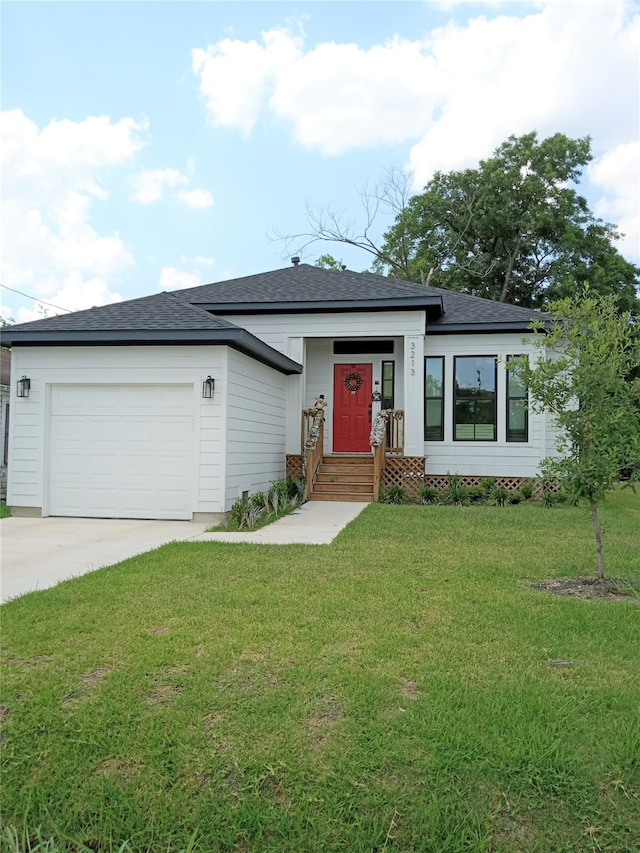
[370,409,404,501]
[301,408,325,500]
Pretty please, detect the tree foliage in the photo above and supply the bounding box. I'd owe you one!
[378,132,639,312]
[516,288,640,580]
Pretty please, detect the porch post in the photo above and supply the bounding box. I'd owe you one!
[403,334,424,456]
[285,337,305,455]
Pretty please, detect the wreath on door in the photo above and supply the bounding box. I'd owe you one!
[344,372,363,394]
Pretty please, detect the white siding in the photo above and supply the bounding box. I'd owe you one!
[304,337,406,454]
[224,310,425,356]
[423,333,555,478]
[7,346,227,516]
[224,350,288,508]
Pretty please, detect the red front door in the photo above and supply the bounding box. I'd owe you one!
[333,363,372,452]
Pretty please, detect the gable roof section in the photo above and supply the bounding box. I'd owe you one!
[0,292,302,375]
[180,264,547,331]
[180,264,444,314]
[425,287,548,333]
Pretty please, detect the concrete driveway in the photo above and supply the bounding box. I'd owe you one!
[0,517,207,603]
[0,502,369,603]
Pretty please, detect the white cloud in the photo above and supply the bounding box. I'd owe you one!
[181,254,216,266]
[589,141,640,260]
[0,109,143,315]
[17,274,123,324]
[178,188,214,209]
[192,3,638,257]
[407,1,640,183]
[132,168,187,203]
[159,267,202,290]
[132,169,213,208]
[192,27,302,135]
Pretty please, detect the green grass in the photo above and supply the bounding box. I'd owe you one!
[0,502,10,519]
[1,491,639,852]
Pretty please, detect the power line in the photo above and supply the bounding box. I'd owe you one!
[0,283,73,314]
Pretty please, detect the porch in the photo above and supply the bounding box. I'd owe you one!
[286,409,426,503]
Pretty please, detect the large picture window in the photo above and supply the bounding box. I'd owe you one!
[454,356,497,440]
[425,357,444,440]
[507,356,528,442]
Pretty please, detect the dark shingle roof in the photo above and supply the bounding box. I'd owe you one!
[0,292,302,375]
[3,292,238,333]
[0,264,548,361]
[180,264,443,313]
[180,264,547,330]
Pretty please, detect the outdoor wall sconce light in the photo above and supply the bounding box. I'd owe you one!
[202,376,215,399]
[371,380,382,403]
[17,375,31,398]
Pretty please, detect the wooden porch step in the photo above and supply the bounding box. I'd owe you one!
[308,492,373,502]
[313,481,374,494]
[316,472,373,484]
[309,454,374,502]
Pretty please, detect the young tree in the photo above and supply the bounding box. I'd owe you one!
[517,289,640,581]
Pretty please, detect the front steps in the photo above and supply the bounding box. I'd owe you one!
[309,455,374,502]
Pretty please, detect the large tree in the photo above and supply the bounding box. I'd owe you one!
[284,132,638,312]
[378,132,639,311]
[516,288,640,581]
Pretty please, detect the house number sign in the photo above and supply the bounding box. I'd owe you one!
[410,341,416,376]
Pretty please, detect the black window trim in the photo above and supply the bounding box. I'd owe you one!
[506,354,529,443]
[453,354,498,442]
[424,355,445,441]
[381,360,395,409]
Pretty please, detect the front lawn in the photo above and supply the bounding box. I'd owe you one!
[1,492,639,852]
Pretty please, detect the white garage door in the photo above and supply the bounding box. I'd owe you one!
[49,385,194,520]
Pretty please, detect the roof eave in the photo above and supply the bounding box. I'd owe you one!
[427,321,547,334]
[192,296,443,314]
[3,329,303,375]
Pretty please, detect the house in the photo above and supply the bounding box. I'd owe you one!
[0,348,10,500]
[0,263,556,521]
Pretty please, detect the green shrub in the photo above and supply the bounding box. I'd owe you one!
[380,484,408,504]
[468,484,486,503]
[419,485,441,504]
[520,479,535,500]
[444,475,470,506]
[490,486,511,506]
[482,477,497,496]
[510,490,524,505]
[542,490,566,508]
[230,495,266,529]
[286,477,305,501]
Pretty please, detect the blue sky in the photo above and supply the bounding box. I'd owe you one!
[1,0,638,322]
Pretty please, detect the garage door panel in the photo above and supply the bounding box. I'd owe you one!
[49,385,195,520]
[121,488,156,513]
[123,454,156,478]
[86,454,120,479]
[162,454,192,478]
[157,489,191,513]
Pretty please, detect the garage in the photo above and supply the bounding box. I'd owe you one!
[48,385,194,520]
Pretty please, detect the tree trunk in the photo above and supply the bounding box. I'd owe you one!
[590,499,606,582]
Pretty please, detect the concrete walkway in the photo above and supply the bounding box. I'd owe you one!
[192,500,368,545]
[0,502,368,602]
